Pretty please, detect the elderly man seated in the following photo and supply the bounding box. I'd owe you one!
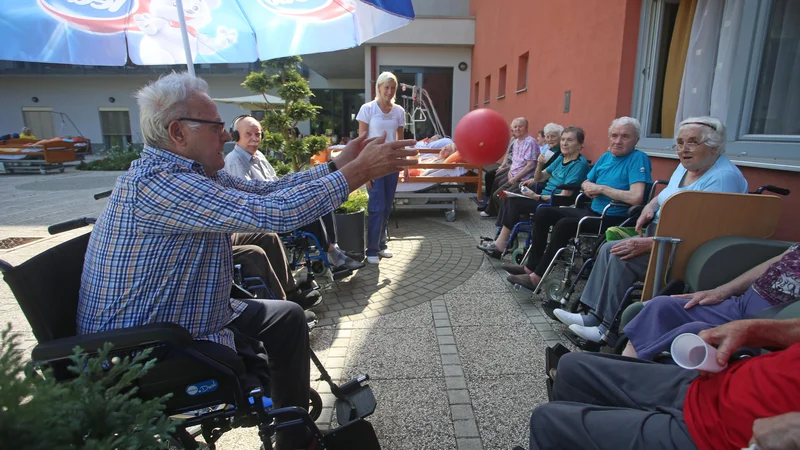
[77,72,418,450]
[529,317,800,449]
[554,117,749,343]
[478,126,590,257]
[480,117,540,218]
[620,240,799,360]
[505,117,652,290]
[225,115,364,272]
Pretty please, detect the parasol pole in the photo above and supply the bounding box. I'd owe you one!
[175,0,196,76]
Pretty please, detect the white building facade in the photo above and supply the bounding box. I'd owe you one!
[0,0,473,151]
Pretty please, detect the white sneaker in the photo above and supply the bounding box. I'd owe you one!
[553,308,587,327]
[366,256,380,264]
[479,211,490,217]
[378,249,393,258]
[569,324,603,343]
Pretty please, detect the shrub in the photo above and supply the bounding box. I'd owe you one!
[77,145,142,171]
[0,325,177,449]
[335,189,369,215]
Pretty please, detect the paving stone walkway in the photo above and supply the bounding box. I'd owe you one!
[313,219,484,326]
[0,168,572,450]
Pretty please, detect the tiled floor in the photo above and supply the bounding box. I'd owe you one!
[0,168,571,450]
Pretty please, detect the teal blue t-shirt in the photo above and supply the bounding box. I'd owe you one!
[542,155,591,196]
[586,149,652,216]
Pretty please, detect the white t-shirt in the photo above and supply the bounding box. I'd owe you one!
[356,100,406,143]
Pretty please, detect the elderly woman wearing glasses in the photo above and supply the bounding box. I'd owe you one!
[554,116,748,344]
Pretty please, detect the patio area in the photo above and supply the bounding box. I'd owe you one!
[0,168,574,450]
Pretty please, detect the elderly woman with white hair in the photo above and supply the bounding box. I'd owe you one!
[555,116,749,345]
[357,71,407,265]
[538,122,564,170]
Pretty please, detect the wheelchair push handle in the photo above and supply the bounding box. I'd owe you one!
[753,185,790,196]
[48,217,96,235]
[94,190,113,200]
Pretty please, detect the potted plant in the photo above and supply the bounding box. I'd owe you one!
[0,325,176,448]
[334,189,368,260]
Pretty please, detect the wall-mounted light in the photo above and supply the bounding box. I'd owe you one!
[31,96,39,103]
[109,97,116,103]
[458,62,468,72]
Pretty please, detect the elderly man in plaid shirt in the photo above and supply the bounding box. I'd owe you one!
[76,72,417,449]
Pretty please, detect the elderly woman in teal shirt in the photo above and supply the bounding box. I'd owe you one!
[479,126,590,256]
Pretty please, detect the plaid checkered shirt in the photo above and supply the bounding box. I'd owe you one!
[77,146,349,351]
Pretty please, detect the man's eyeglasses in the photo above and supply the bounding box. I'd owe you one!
[167,118,226,133]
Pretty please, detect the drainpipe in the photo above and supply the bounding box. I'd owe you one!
[370,46,377,100]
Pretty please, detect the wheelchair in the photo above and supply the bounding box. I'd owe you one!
[560,185,791,353]
[0,216,382,450]
[478,182,582,264]
[281,230,353,283]
[522,180,666,310]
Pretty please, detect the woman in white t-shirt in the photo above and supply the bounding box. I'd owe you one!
[356,71,406,265]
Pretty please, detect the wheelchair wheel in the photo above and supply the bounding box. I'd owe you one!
[309,388,323,421]
[510,248,525,265]
[310,260,326,275]
[539,277,566,304]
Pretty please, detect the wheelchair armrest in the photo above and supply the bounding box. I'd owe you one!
[555,183,582,192]
[31,322,194,363]
[627,205,644,217]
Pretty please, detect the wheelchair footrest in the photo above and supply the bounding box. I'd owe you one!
[563,329,602,352]
[324,417,381,450]
[335,384,377,425]
[541,299,561,321]
[545,343,570,379]
[331,267,353,281]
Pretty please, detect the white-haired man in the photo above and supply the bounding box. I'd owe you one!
[76,72,418,449]
[225,115,363,273]
[505,117,652,291]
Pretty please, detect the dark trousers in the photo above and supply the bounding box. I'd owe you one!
[524,207,624,276]
[191,299,310,450]
[299,212,337,250]
[484,170,512,216]
[496,196,546,230]
[232,232,296,300]
[530,352,698,450]
[483,164,505,200]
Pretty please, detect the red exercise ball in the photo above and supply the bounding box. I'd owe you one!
[453,109,510,166]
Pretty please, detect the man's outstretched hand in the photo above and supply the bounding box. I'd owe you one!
[334,133,377,167]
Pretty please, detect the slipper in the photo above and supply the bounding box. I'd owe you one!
[476,243,502,259]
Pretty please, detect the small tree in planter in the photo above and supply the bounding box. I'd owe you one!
[0,325,176,449]
[334,189,369,260]
[242,57,329,172]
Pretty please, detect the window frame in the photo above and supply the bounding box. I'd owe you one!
[484,75,491,104]
[516,52,529,93]
[98,107,132,151]
[498,65,507,99]
[631,0,800,164]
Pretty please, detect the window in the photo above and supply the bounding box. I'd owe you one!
[633,0,800,162]
[517,52,529,92]
[99,107,132,151]
[21,107,55,139]
[484,75,491,104]
[498,65,507,99]
[473,82,480,109]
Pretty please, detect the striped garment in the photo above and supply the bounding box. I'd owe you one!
[77,146,349,350]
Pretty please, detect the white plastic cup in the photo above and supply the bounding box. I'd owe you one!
[670,333,728,373]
